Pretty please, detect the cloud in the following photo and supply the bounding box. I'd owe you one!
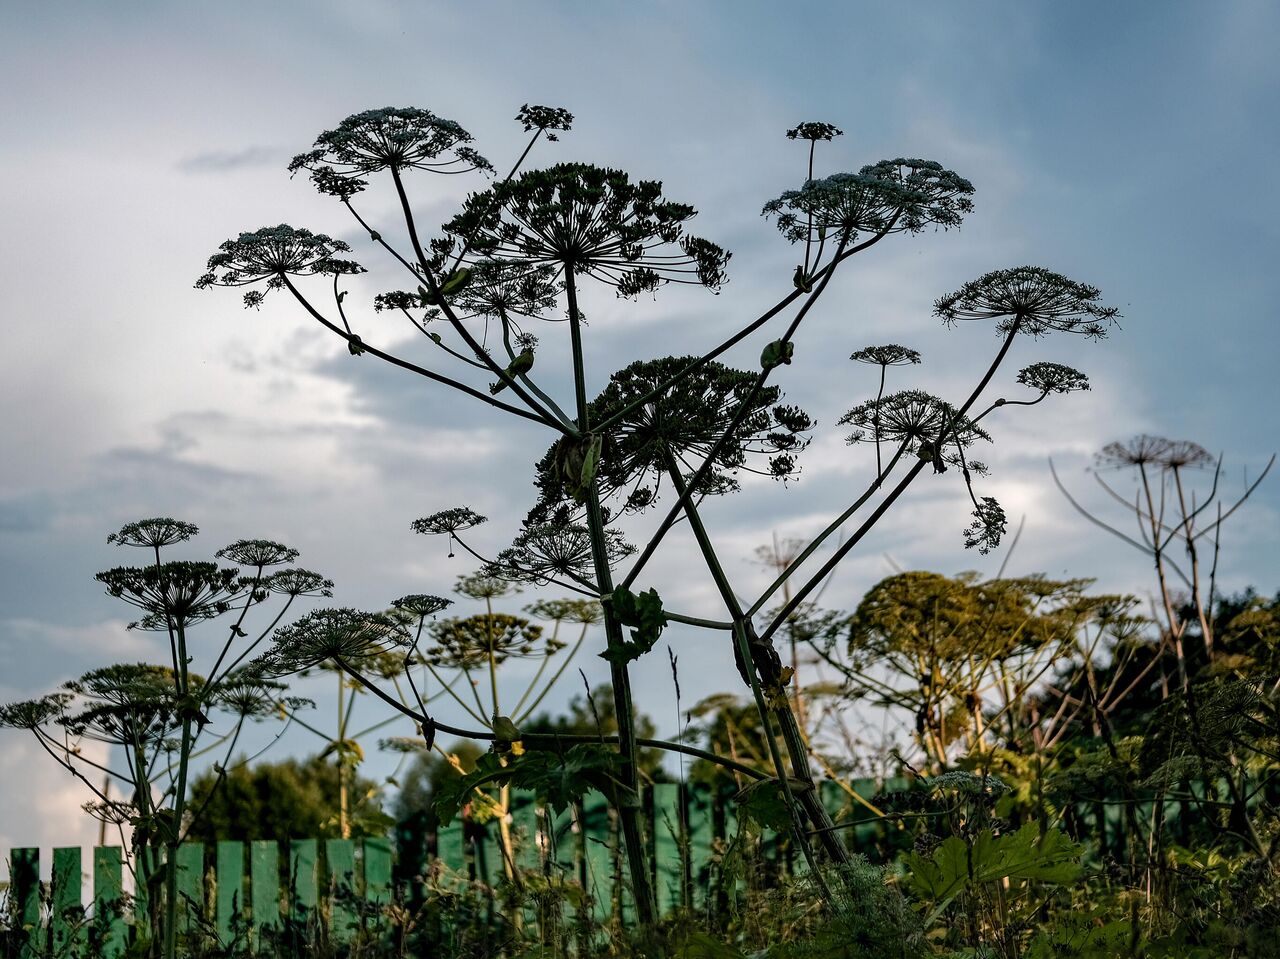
[176,146,279,174]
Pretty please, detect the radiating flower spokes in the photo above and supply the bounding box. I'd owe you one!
[195,225,364,309]
[840,389,992,468]
[934,266,1118,338]
[288,106,492,199]
[442,163,730,296]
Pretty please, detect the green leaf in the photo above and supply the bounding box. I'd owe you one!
[732,777,813,832]
[491,715,521,742]
[600,586,667,664]
[903,822,1081,903]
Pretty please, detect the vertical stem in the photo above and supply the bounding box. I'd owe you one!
[564,266,659,928]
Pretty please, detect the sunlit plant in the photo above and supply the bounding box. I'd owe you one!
[199,100,1116,928]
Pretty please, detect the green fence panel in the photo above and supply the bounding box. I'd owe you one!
[580,792,613,923]
[92,846,127,958]
[511,790,540,873]
[687,786,715,908]
[364,837,392,904]
[10,847,40,959]
[436,819,466,891]
[325,839,357,942]
[52,846,84,956]
[289,839,318,919]
[652,783,682,914]
[250,840,280,947]
[175,842,205,933]
[215,841,244,945]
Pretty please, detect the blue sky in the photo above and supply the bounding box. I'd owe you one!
[1,0,1277,858]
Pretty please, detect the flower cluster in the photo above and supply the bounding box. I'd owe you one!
[265,608,409,675]
[516,104,574,141]
[216,539,300,568]
[850,344,922,367]
[195,225,364,308]
[1095,435,1214,471]
[786,121,844,142]
[107,518,199,550]
[839,390,991,469]
[486,523,634,586]
[96,562,243,626]
[443,163,730,296]
[1015,362,1090,395]
[288,107,491,199]
[411,507,488,536]
[934,266,1118,338]
[530,356,813,518]
[425,613,555,669]
[763,158,974,245]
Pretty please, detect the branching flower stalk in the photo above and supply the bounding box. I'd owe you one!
[201,103,1117,932]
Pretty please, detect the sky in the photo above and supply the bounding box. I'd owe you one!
[1,0,1278,865]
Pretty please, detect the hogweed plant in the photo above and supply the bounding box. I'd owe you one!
[198,101,1117,930]
[0,520,328,959]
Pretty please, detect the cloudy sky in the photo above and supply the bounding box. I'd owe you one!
[2,0,1278,863]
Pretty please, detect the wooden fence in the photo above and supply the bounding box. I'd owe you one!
[2,779,914,957]
[8,771,1224,957]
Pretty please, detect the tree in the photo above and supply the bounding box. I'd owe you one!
[184,754,389,843]
[200,103,1117,930]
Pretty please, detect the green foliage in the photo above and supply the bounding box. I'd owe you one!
[902,822,1081,904]
[431,743,621,825]
[184,754,389,843]
[600,586,667,665]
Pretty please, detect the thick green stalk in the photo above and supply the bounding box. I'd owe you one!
[564,266,659,929]
[661,452,848,866]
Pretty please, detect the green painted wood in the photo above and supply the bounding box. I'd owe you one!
[364,838,392,904]
[92,846,127,958]
[215,841,245,945]
[687,786,715,907]
[580,792,612,922]
[511,790,540,873]
[289,839,318,919]
[10,847,40,959]
[249,841,280,946]
[175,842,205,932]
[325,838,356,942]
[436,819,466,888]
[52,846,84,955]
[651,783,682,914]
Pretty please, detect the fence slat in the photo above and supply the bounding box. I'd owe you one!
[250,840,280,947]
[436,819,466,889]
[11,847,40,959]
[651,783,682,914]
[289,839,317,920]
[52,846,84,956]
[687,786,714,908]
[364,837,392,904]
[215,841,244,945]
[325,838,356,942]
[175,843,204,933]
[92,846,127,959]
[580,793,612,922]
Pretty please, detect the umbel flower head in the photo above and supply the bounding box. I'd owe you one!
[216,539,300,568]
[0,693,72,730]
[96,562,243,625]
[530,356,813,518]
[1095,435,1214,471]
[786,121,843,142]
[391,594,454,620]
[850,344,922,367]
[933,266,1118,338]
[264,568,335,598]
[839,389,991,469]
[486,523,634,586]
[107,518,199,550]
[195,225,364,308]
[288,106,492,198]
[516,104,574,141]
[763,158,974,245]
[1015,362,1090,395]
[426,613,553,669]
[265,608,409,675]
[442,163,730,296]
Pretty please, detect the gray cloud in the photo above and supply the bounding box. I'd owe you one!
[176,146,279,174]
